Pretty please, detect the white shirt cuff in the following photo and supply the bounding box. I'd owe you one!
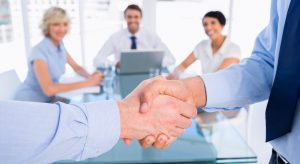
[81,100,120,159]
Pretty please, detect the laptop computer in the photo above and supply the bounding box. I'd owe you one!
[118,50,164,75]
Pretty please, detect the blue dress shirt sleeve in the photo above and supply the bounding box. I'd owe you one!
[0,100,120,163]
[201,1,279,109]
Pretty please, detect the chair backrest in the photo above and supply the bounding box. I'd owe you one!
[0,70,21,100]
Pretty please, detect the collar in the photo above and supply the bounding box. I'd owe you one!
[44,37,63,53]
[125,27,142,38]
[207,36,230,58]
[217,36,230,55]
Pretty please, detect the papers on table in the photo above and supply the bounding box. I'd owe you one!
[56,74,100,99]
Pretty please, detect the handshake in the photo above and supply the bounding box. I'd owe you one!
[117,76,206,149]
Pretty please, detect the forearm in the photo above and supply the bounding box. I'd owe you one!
[43,81,90,96]
[201,58,273,108]
[0,100,120,163]
[174,64,186,74]
[116,100,153,140]
[75,67,91,78]
[182,60,272,109]
[174,52,197,74]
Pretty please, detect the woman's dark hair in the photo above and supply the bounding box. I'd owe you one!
[203,11,226,26]
[124,4,143,16]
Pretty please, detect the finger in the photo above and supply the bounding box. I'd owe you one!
[166,74,173,80]
[139,135,156,148]
[168,127,185,137]
[123,138,132,145]
[140,79,194,113]
[139,76,166,113]
[140,102,149,114]
[161,136,177,149]
[176,115,192,129]
[153,134,168,149]
[176,99,198,118]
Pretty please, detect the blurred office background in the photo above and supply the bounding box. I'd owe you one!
[0,0,271,163]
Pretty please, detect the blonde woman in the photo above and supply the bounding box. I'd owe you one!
[14,7,103,103]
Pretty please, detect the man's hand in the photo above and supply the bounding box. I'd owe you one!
[138,76,196,113]
[137,76,207,149]
[116,77,197,142]
[85,72,103,86]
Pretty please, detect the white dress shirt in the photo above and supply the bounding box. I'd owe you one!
[201,0,299,162]
[93,27,175,67]
[0,100,120,163]
[193,37,241,74]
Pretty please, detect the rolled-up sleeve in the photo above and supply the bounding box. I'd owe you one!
[0,100,120,164]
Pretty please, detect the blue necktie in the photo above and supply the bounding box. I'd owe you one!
[266,0,300,142]
[130,36,137,49]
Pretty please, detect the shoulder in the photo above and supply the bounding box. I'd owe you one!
[225,40,241,54]
[192,40,210,58]
[194,40,209,50]
[140,27,160,39]
[110,29,127,38]
[221,39,241,58]
[29,39,49,63]
[30,40,47,57]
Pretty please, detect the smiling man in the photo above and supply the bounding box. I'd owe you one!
[93,4,175,68]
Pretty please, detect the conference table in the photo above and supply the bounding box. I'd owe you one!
[56,71,257,164]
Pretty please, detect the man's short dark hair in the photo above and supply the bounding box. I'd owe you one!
[124,4,143,16]
[203,11,226,26]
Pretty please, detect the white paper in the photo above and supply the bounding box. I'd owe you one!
[56,74,100,98]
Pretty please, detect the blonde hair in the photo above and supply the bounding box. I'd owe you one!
[40,7,70,37]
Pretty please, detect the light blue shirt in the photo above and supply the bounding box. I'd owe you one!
[202,0,299,162]
[0,100,120,163]
[14,37,67,102]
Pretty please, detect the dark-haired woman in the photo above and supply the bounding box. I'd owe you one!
[168,11,241,79]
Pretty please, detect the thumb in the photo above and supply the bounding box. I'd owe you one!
[123,138,132,145]
[139,76,167,113]
[139,77,195,114]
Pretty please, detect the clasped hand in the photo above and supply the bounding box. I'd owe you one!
[117,76,205,149]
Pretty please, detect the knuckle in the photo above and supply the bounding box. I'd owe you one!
[169,117,178,125]
[179,129,184,136]
[152,78,162,86]
[156,75,166,80]
[154,144,163,149]
[166,99,177,109]
[186,119,192,127]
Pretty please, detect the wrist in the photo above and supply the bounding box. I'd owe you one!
[83,80,91,87]
[117,100,131,139]
[181,76,207,107]
[117,99,154,140]
[85,73,91,78]
[174,65,185,74]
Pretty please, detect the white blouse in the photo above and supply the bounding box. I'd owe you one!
[193,37,241,74]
